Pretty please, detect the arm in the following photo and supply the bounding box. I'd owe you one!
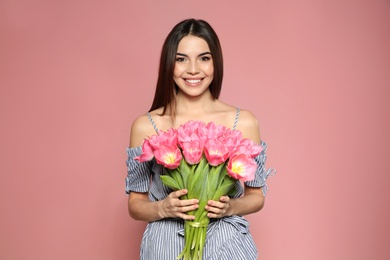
[206,110,265,218]
[127,115,199,222]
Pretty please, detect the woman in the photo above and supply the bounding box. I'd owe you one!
[126,18,272,259]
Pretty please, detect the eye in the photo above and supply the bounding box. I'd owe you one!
[176,57,186,62]
[200,56,211,61]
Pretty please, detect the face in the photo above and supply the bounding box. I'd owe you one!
[173,35,214,98]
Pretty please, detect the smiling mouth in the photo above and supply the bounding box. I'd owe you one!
[185,78,203,84]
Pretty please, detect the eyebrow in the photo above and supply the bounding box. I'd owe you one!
[176,52,212,57]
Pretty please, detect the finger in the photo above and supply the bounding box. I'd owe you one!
[175,202,199,217]
[207,200,216,206]
[178,213,196,220]
[178,198,199,206]
[177,189,189,197]
[171,189,188,199]
[207,200,223,209]
[219,196,230,203]
[207,212,221,219]
[174,205,197,220]
[205,203,221,212]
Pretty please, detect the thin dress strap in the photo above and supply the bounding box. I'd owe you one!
[147,112,159,133]
[233,107,240,130]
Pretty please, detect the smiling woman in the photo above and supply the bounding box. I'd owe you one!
[149,19,224,121]
[173,35,214,99]
[125,18,274,260]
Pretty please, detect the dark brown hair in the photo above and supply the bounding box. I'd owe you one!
[149,19,224,117]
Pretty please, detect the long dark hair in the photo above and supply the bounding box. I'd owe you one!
[149,19,224,117]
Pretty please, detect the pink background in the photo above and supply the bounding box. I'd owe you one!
[1,1,389,259]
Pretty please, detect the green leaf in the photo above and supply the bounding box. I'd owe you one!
[170,169,184,189]
[207,163,225,198]
[179,159,191,189]
[212,176,236,200]
[188,161,208,199]
[160,175,180,190]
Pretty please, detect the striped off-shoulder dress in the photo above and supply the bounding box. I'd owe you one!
[125,108,273,260]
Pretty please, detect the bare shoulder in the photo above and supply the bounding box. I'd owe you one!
[129,114,156,148]
[236,109,261,143]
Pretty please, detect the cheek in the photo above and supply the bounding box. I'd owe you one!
[173,69,180,79]
[203,61,214,75]
[173,64,184,78]
[205,65,214,76]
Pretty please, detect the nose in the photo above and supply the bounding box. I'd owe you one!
[186,61,199,74]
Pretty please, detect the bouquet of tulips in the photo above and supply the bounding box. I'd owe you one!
[135,120,262,260]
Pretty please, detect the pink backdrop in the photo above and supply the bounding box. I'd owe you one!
[1,1,389,259]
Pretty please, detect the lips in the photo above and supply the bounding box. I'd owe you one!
[185,78,203,84]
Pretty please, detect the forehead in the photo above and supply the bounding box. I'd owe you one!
[177,35,210,53]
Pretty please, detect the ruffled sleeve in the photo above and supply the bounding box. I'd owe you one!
[244,141,275,196]
[125,146,152,194]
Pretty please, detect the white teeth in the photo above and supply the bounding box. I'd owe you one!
[186,79,202,84]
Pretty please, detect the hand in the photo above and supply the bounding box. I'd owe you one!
[159,189,199,220]
[205,196,232,219]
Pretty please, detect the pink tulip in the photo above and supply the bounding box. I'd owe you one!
[226,154,257,181]
[134,139,155,162]
[177,121,206,144]
[220,128,241,138]
[148,128,178,150]
[159,128,178,146]
[204,139,230,166]
[177,121,206,165]
[177,128,203,148]
[181,141,203,164]
[154,144,182,169]
[218,129,242,154]
[205,121,227,140]
[232,139,262,158]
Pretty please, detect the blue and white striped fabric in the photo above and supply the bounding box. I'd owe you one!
[125,141,273,260]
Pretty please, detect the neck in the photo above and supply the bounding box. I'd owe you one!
[174,90,216,116]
